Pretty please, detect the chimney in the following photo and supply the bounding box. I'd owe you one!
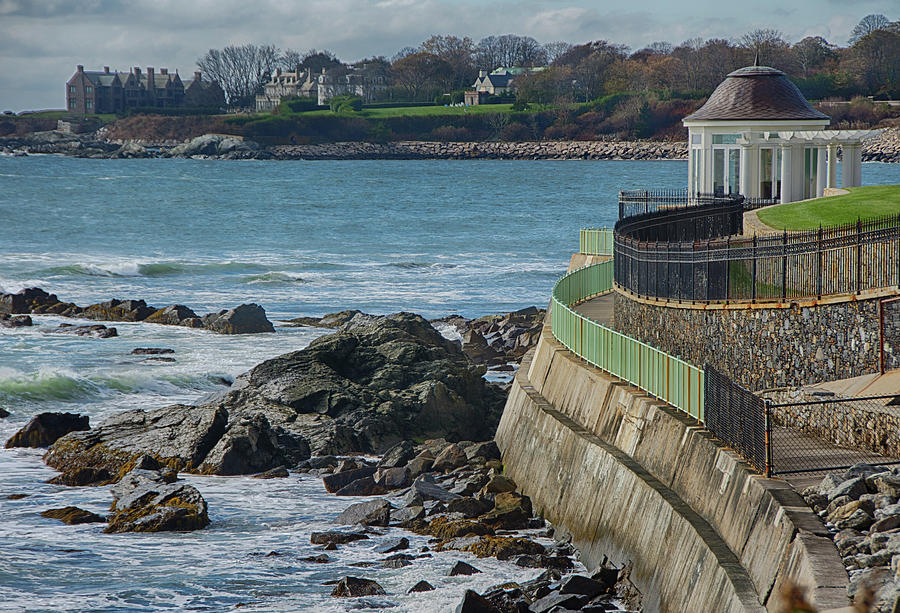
[161,68,168,75]
[77,65,84,72]
[134,67,141,75]
[479,70,486,78]
[104,66,109,73]
[322,67,326,74]
[194,71,201,81]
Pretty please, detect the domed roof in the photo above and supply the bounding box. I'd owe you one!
[684,65,829,122]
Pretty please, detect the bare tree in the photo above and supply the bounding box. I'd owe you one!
[849,14,891,45]
[197,44,280,106]
[279,49,304,71]
[476,34,548,69]
[420,35,476,90]
[300,50,341,74]
[791,36,835,77]
[740,28,792,69]
[543,41,573,64]
[390,52,452,100]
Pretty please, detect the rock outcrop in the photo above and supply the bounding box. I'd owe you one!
[40,506,106,525]
[6,412,90,448]
[0,287,274,335]
[105,468,209,533]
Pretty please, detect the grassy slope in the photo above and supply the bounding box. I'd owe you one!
[297,104,515,118]
[756,185,900,230]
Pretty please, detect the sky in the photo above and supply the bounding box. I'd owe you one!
[0,0,896,112]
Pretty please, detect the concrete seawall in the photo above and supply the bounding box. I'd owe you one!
[496,320,850,611]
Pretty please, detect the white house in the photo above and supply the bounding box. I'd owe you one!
[683,64,875,203]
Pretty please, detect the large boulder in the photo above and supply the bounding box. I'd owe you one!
[219,312,505,454]
[330,576,386,598]
[6,412,89,448]
[105,468,209,533]
[201,304,275,334]
[40,506,105,525]
[335,498,392,526]
[80,299,155,322]
[144,305,199,326]
[198,413,309,475]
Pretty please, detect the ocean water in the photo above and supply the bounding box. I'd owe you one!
[0,156,897,612]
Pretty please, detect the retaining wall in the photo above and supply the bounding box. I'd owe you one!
[613,289,900,390]
[496,323,850,612]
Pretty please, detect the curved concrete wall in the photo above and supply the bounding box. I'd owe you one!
[496,325,850,612]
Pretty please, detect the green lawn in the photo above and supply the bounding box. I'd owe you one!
[756,185,900,230]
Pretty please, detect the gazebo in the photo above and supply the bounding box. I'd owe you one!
[683,64,875,203]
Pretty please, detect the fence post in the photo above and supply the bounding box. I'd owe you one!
[817,225,823,298]
[752,233,758,302]
[725,236,731,301]
[782,229,787,301]
[857,217,862,295]
[764,399,773,478]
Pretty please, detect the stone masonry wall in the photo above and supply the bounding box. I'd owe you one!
[613,292,892,390]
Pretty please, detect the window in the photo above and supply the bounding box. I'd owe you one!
[69,85,76,95]
[69,98,76,109]
[804,148,818,199]
[690,133,701,145]
[712,133,739,144]
[86,99,93,110]
[691,148,701,193]
[712,134,742,195]
[85,86,93,95]
[760,148,782,200]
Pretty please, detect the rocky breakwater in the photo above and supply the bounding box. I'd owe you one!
[268,139,687,161]
[305,438,640,611]
[863,127,900,163]
[0,287,274,335]
[42,313,505,484]
[802,463,900,611]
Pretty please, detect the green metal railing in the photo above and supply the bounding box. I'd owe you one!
[579,228,614,256]
[551,259,705,422]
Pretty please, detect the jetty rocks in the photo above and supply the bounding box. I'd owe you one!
[43,312,505,478]
[0,287,274,335]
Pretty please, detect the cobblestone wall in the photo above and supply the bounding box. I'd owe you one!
[613,292,888,390]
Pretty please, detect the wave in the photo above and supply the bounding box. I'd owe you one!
[35,260,272,279]
[240,271,308,285]
[383,262,458,270]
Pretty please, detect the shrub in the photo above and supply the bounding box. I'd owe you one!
[280,97,319,113]
[430,125,472,141]
[499,122,531,141]
[434,94,452,106]
[328,95,362,113]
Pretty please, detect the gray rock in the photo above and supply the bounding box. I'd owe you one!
[323,466,378,493]
[6,412,89,448]
[335,498,392,526]
[834,508,875,531]
[465,441,500,461]
[393,505,425,524]
[447,497,489,518]
[335,476,385,497]
[559,575,605,598]
[433,443,468,472]
[199,413,309,475]
[413,476,461,502]
[828,477,868,502]
[106,468,209,533]
[375,466,411,490]
[407,455,434,477]
[379,440,416,469]
[375,537,409,553]
[408,580,434,593]
[310,530,369,545]
[529,592,586,613]
[144,305,199,326]
[201,304,275,334]
[40,506,106,525]
[454,590,498,613]
[330,576,386,598]
[449,560,482,576]
[873,474,900,498]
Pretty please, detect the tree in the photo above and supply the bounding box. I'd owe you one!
[740,28,793,70]
[390,52,452,100]
[543,41,573,64]
[279,49,304,71]
[476,34,548,70]
[420,35,476,90]
[849,14,891,45]
[300,50,341,75]
[850,26,900,95]
[791,36,835,77]
[515,66,575,104]
[197,44,280,106]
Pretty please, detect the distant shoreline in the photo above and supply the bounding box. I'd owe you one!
[3,129,900,162]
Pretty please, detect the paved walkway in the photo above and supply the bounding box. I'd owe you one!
[573,292,615,326]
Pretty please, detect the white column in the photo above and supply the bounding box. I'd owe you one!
[740,144,752,198]
[826,143,838,188]
[842,145,854,189]
[853,144,863,187]
[816,145,827,198]
[780,144,793,204]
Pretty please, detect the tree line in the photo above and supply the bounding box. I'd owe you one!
[198,14,898,113]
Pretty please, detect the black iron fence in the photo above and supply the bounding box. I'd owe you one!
[704,366,768,474]
[615,191,900,302]
[618,188,742,220]
[767,394,900,475]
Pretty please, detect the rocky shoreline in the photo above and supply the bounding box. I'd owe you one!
[3,128,900,161]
